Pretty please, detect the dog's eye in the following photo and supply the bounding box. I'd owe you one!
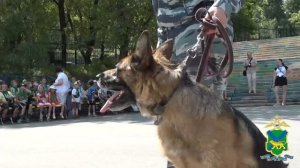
[131,55,141,66]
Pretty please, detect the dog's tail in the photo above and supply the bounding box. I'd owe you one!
[232,107,288,168]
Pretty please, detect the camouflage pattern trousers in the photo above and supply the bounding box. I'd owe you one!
[157,19,234,99]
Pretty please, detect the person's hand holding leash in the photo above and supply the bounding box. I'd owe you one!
[204,7,228,35]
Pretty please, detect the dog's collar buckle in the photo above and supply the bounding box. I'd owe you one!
[153,104,165,115]
[153,104,165,125]
[154,115,163,125]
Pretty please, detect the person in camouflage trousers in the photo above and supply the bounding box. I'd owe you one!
[152,1,244,167]
[152,0,244,99]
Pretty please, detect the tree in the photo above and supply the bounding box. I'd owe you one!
[0,0,57,74]
[66,0,100,65]
[289,12,300,25]
[232,0,258,41]
[52,0,68,67]
[284,0,300,25]
[263,0,286,26]
[284,0,300,14]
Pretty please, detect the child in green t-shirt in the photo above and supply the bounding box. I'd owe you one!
[16,84,33,123]
[10,80,20,97]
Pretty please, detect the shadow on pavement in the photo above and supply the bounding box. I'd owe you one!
[0,112,153,129]
[237,105,300,125]
[2,105,299,129]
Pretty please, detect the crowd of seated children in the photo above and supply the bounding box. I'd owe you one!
[0,79,52,124]
[0,77,131,125]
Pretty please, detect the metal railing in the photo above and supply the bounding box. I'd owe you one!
[234,27,300,42]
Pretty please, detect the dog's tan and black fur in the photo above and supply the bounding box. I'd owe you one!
[98,31,288,168]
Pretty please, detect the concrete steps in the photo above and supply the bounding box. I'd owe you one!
[233,36,300,62]
[227,36,300,107]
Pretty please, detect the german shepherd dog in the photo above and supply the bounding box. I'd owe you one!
[98,31,288,168]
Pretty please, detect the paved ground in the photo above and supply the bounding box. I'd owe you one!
[0,105,299,168]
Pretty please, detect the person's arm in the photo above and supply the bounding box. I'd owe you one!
[7,91,15,99]
[21,85,31,94]
[9,87,15,95]
[94,88,99,97]
[0,93,7,104]
[284,67,288,77]
[48,92,52,102]
[273,69,277,87]
[211,0,244,18]
[36,93,41,101]
[250,58,257,67]
[72,89,77,98]
[53,78,63,86]
[45,92,49,99]
[24,88,32,94]
[244,59,248,69]
[151,0,158,16]
[205,0,244,34]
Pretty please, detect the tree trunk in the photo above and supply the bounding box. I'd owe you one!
[81,47,93,64]
[100,42,105,60]
[61,30,67,67]
[82,0,99,64]
[56,0,67,67]
[68,0,99,65]
[119,33,129,60]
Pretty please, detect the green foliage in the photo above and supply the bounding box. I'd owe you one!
[232,0,258,41]
[284,0,300,14]
[263,0,286,24]
[95,0,157,52]
[284,0,300,25]
[0,0,154,77]
[0,0,299,77]
[289,11,300,25]
[232,0,298,40]
[64,57,115,82]
[65,0,156,59]
[0,0,57,74]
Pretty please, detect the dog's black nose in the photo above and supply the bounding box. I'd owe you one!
[96,73,104,79]
[96,73,105,87]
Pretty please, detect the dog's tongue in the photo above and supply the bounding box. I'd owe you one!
[100,91,121,113]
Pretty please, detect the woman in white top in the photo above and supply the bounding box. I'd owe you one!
[273,59,288,106]
[53,67,70,118]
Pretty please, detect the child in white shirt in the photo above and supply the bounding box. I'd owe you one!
[71,81,81,117]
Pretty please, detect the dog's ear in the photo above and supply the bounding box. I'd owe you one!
[156,39,174,60]
[132,30,153,71]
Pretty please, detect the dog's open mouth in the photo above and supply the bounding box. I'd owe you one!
[100,90,124,113]
[99,86,136,113]
[97,70,136,113]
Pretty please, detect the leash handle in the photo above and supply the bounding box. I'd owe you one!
[188,8,234,82]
